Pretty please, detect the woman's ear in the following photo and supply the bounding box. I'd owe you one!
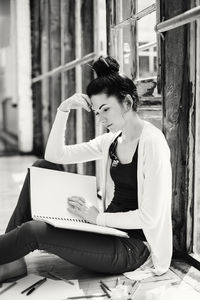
[123,94,133,111]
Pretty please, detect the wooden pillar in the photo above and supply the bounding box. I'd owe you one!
[49,0,61,122]
[62,0,77,174]
[161,0,192,252]
[81,0,95,175]
[130,0,137,80]
[106,0,112,55]
[30,0,43,155]
[15,0,33,153]
[40,0,50,149]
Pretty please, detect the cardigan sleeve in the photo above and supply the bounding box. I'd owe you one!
[44,109,104,164]
[97,134,172,230]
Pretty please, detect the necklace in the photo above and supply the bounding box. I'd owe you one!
[110,134,120,167]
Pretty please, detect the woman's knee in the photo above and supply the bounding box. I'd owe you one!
[32,159,64,171]
[19,220,48,247]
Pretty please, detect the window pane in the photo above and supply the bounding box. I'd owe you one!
[122,25,135,78]
[137,0,155,12]
[137,11,157,79]
[137,11,160,98]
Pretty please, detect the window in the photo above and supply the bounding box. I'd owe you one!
[108,0,162,129]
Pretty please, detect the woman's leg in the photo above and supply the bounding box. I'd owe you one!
[2,159,64,281]
[0,220,149,281]
[5,159,64,233]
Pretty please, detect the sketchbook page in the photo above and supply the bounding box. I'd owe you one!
[30,166,98,222]
[46,219,129,238]
[0,274,84,300]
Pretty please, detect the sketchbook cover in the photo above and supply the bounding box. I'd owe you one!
[29,166,128,238]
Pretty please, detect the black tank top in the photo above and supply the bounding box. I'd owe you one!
[106,133,146,241]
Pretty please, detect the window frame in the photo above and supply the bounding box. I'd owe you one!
[109,0,160,102]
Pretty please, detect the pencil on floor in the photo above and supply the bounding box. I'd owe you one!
[100,284,111,298]
[21,278,46,294]
[50,274,74,285]
[0,282,17,295]
[115,277,119,287]
[128,280,137,295]
[100,280,111,291]
[128,281,141,298]
[67,294,107,299]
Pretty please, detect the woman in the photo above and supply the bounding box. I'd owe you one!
[0,56,172,283]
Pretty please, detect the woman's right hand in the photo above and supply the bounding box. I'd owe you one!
[58,93,92,112]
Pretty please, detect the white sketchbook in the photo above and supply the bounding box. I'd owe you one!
[29,166,128,238]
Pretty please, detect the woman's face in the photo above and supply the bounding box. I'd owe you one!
[91,93,126,132]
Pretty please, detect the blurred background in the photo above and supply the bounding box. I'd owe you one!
[0,0,160,161]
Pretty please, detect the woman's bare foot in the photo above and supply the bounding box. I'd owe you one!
[0,258,27,282]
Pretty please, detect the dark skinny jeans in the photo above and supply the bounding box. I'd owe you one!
[0,159,149,275]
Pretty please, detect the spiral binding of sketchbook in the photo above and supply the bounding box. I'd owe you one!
[33,215,87,223]
[29,166,129,238]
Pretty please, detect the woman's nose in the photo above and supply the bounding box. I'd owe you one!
[98,114,107,124]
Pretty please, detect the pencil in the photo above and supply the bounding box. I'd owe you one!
[128,281,141,298]
[0,282,17,295]
[100,284,111,299]
[67,294,107,299]
[99,280,111,291]
[26,278,47,295]
[115,277,119,287]
[128,280,137,295]
[21,277,46,294]
[51,273,75,285]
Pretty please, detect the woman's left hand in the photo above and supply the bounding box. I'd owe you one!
[67,196,99,224]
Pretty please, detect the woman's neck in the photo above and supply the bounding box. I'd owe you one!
[120,113,144,144]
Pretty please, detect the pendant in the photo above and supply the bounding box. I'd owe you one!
[112,159,119,167]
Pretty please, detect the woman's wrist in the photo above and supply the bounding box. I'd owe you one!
[96,213,107,227]
[57,107,70,113]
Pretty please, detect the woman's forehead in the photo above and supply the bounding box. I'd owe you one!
[91,94,116,110]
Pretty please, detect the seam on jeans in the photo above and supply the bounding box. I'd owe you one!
[38,242,126,257]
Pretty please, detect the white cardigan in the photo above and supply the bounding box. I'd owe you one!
[45,109,173,275]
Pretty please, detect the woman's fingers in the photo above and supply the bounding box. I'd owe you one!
[67,205,81,217]
[81,94,92,111]
[68,196,86,205]
[58,93,91,112]
[67,197,87,215]
[70,93,91,111]
[75,93,91,112]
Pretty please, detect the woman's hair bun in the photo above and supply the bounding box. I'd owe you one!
[92,56,119,77]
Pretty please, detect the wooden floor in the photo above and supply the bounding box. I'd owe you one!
[1,155,200,298]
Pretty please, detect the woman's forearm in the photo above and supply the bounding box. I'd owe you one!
[44,109,70,163]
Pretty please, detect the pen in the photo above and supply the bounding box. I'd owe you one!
[26,277,47,295]
[99,280,111,291]
[66,294,107,299]
[100,284,111,299]
[128,280,137,295]
[21,277,46,294]
[51,273,75,285]
[127,281,141,299]
[0,282,17,295]
[115,277,119,287]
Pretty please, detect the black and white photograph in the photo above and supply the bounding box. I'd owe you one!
[0,0,200,299]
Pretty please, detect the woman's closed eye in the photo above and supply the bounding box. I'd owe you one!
[95,107,109,116]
